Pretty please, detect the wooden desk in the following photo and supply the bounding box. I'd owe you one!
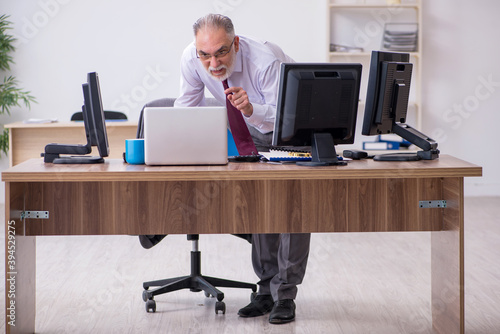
[3,156,482,333]
[5,121,138,166]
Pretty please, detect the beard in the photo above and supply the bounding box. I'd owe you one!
[206,53,237,82]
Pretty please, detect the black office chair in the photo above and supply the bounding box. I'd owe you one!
[71,110,128,121]
[137,98,256,314]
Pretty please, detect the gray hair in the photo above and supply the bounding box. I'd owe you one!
[193,14,235,38]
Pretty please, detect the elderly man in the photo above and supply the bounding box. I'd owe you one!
[171,13,311,324]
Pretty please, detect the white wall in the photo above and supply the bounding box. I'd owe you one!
[0,0,499,199]
[422,0,500,196]
[0,0,326,125]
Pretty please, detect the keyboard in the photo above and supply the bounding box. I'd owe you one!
[228,155,262,162]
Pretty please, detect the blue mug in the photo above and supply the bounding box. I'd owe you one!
[125,139,145,164]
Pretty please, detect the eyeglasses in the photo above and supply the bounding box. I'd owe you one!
[197,38,235,61]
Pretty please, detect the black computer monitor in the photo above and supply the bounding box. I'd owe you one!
[362,51,439,161]
[43,72,109,163]
[272,63,362,166]
[82,83,96,147]
[87,72,109,158]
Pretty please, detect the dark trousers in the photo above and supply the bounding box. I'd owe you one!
[248,126,273,152]
[248,130,310,300]
[251,233,311,301]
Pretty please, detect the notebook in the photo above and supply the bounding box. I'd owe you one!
[143,106,228,165]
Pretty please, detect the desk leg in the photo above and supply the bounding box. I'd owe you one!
[5,182,36,334]
[431,177,464,334]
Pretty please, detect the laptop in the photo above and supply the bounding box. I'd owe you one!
[144,106,228,165]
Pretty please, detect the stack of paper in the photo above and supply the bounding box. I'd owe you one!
[382,23,418,52]
[261,149,312,162]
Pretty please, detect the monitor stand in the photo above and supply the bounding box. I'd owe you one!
[296,133,347,167]
[373,123,440,162]
[374,152,421,161]
[52,156,104,164]
[42,143,104,164]
[374,150,440,161]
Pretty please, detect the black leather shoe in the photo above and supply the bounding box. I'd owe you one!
[238,295,274,317]
[269,299,296,324]
[138,235,166,249]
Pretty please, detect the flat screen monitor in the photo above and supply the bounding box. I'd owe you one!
[43,72,109,163]
[82,83,96,147]
[272,63,362,166]
[362,51,439,161]
[87,72,109,158]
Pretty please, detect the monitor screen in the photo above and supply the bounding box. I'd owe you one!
[272,63,362,166]
[87,72,109,158]
[82,83,97,147]
[42,73,109,164]
[362,51,439,161]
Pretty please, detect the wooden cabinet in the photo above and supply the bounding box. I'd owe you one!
[5,121,138,166]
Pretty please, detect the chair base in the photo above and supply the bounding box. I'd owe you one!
[142,244,257,314]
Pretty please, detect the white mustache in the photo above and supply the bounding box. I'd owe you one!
[209,65,227,72]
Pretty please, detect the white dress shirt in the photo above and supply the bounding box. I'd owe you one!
[174,36,294,134]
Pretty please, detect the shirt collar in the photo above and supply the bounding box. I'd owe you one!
[233,46,243,73]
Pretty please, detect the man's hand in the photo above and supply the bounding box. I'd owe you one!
[224,86,253,117]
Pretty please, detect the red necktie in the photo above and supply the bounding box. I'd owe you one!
[222,79,258,155]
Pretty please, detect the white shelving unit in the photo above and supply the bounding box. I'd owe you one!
[327,0,422,130]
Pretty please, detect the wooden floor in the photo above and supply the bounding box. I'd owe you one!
[1,196,499,333]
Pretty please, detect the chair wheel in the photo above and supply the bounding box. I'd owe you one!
[146,299,156,313]
[215,301,226,314]
[250,291,257,302]
[204,291,212,298]
[142,290,151,302]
